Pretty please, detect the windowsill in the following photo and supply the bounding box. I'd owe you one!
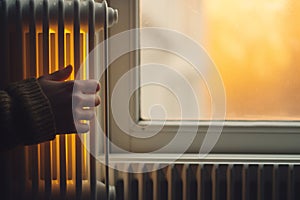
[99,153,300,164]
[135,120,300,134]
[110,120,300,154]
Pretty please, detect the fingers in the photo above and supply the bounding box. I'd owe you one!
[75,122,90,133]
[95,95,101,106]
[74,109,96,133]
[74,108,96,121]
[74,80,100,94]
[73,79,101,107]
[38,65,101,135]
[45,65,73,81]
[73,94,101,107]
[72,79,100,133]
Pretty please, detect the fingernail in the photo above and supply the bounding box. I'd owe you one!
[96,83,101,92]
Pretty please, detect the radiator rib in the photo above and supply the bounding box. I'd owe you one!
[14,0,27,199]
[143,171,154,200]
[57,1,67,198]
[88,0,97,199]
[276,165,289,200]
[231,165,243,200]
[74,0,83,199]
[202,164,213,200]
[42,1,52,199]
[246,164,259,200]
[157,167,168,200]
[261,164,274,200]
[0,0,8,87]
[171,164,183,200]
[292,165,300,200]
[216,164,228,200]
[28,0,39,199]
[186,164,198,200]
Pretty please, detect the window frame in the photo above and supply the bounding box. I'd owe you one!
[107,0,300,154]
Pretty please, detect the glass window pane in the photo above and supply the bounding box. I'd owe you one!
[140,0,300,120]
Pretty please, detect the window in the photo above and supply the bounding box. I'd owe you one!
[141,0,300,121]
[107,0,300,155]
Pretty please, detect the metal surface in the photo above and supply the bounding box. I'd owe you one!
[103,1,110,199]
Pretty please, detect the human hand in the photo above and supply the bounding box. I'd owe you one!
[38,65,100,134]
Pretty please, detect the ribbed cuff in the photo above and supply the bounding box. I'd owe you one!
[7,78,56,145]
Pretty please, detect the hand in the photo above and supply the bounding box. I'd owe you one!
[38,65,100,134]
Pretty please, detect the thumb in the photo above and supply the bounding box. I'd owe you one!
[45,65,73,81]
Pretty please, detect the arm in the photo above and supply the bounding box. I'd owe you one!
[0,78,55,150]
[0,65,100,151]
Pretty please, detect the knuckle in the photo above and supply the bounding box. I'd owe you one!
[73,81,81,90]
[87,80,99,89]
[74,108,81,119]
[84,96,94,106]
[95,96,101,106]
[87,110,95,119]
[79,124,89,133]
[73,94,82,103]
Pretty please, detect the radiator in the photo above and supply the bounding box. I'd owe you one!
[109,155,300,200]
[0,0,117,199]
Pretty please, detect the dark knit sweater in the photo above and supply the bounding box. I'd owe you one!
[0,78,56,151]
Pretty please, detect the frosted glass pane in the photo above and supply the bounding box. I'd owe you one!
[140,0,300,120]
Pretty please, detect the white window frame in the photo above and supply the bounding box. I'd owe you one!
[107,0,300,155]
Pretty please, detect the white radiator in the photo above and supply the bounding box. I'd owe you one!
[0,0,117,199]
[109,155,300,200]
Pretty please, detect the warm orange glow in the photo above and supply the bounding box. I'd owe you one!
[202,0,300,120]
[141,0,300,120]
[36,33,40,76]
[64,29,76,183]
[80,30,88,179]
[49,29,59,181]
[49,29,58,72]
[82,134,87,179]
[64,29,75,80]
[30,27,89,186]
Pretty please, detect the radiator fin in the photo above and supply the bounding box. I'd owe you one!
[292,165,300,200]
[231,165,243,200]
[246,164,259,200]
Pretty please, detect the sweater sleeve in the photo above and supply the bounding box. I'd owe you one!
[0,78,56,151]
